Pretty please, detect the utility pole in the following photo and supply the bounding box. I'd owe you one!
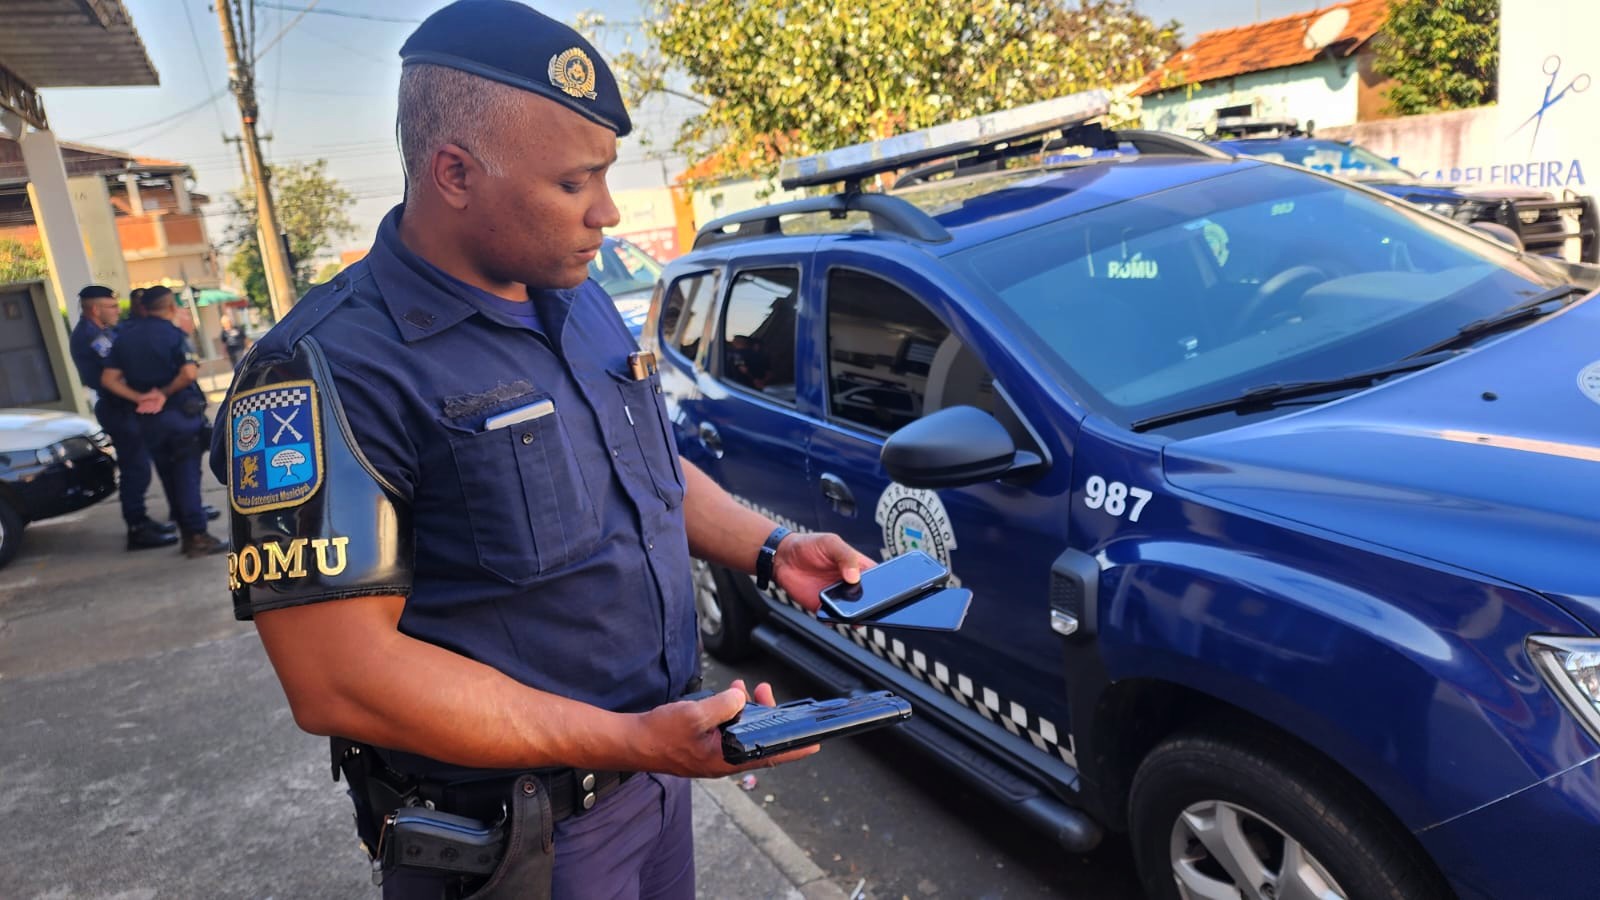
[216,0,296,320]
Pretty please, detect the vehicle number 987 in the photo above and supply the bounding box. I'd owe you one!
[1084,475,1153,523]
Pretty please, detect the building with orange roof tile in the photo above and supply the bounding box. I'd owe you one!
[1137,0,1395,136]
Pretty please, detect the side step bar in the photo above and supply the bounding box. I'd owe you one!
[751,623,1103,853]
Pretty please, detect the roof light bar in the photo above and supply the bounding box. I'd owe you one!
[778,89,1112,191]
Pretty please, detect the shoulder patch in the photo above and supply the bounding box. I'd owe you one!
[229,380,323,514]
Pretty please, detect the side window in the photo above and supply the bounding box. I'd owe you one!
[825,270,998,434]
[659,273,716,363]
[719,268,799,405]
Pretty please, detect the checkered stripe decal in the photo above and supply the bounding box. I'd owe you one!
[830,620,1077,768]
[232,387,310,415]
[727,497,1077,769]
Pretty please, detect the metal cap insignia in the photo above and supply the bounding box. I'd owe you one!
[548,47,598,101]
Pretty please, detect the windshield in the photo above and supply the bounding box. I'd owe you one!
[590,237,663,298]
[947,163,1570,431]
[1226,139,1411,179]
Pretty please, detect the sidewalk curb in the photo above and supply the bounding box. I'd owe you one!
[697,776,849,900]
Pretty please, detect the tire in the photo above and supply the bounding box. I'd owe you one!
[0,498,25,570]
[1129,731,1449,900]
[695,560,757,661]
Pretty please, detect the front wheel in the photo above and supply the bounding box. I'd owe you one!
[0,498,25,570]
[1129,732,1449,900]
[694,560,757,661]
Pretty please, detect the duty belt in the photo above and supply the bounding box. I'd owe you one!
[416,767,635,824]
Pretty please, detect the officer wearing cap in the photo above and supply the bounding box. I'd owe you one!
[68,284,176,550]
[209,3,873,897]
[103,286,227,558]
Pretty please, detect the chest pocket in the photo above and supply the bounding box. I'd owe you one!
[611,370,685,510]
[446,396,602,583]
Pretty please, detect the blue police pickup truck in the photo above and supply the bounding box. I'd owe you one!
[643,92,1600,900]
[1205,117,1599,265]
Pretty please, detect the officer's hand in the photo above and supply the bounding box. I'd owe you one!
[136,391,165,415]
[634,680,818,778]
[772,532,876,614]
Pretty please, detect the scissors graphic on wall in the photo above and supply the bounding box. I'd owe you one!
[1513,55,1590,151]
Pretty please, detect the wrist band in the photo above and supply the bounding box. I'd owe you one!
[754,526,791,591]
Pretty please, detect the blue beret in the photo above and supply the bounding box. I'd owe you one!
[401,0,631,136]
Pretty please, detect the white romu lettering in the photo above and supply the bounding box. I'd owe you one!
[230,535,352,586]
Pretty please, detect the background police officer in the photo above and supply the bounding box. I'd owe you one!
[67,284,176,550]
[102,286,227,558]
[210,2,874,897]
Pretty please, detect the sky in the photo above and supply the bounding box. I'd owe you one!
[34,0,1327,257]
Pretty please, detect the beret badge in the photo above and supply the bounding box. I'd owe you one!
[548,47,598,101]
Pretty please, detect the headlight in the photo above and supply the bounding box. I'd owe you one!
[1417,201,1461,217]
[1528,635,1600,738]
[34,442,68,466]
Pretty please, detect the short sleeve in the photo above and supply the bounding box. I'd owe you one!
[217,335,415,620]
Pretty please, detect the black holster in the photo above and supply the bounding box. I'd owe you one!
[458,774,554,900]
[333,740,554,900]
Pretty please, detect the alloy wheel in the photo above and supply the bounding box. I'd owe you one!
[1169,799,1347,900]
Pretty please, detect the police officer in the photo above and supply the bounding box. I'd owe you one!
[102,286,227,558]
[209,3,873,897]
[68,285,177,550]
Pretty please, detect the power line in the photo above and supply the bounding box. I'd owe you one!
[256,1,421,24]
[181,1,231,136]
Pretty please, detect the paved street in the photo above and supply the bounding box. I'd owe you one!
[702,655,1143,900]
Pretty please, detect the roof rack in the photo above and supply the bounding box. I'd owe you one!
[693,191,950,250]
[891,124,1227,189]
[777,89,1112,192]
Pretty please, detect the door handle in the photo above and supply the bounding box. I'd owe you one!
[819,472,856,518]
[698,422,724,459]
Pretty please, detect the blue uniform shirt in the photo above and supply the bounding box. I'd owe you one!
[69,317,123,407]
[230,207,697,774]
[107,316,201,401]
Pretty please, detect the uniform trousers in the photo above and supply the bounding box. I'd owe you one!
[383,773,694,900]
[137,405,208,535]
[96,400,152,527]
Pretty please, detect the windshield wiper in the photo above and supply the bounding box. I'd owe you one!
[1131,350,1463,432]
[1404,283,1590,359]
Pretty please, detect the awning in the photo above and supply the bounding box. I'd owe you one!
[195,288,246,308]
[0,1,159,130]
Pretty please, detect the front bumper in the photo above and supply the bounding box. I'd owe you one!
[11,451,117,522]
[1419,753,1600,900]
[1480,195,1599,263]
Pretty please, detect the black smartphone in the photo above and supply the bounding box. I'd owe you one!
[816,586,972,632]
[818,550,948,622]
[719,691,912,764]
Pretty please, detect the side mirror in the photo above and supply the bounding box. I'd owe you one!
[880,406,1043,489]
[1469,221,1524,251]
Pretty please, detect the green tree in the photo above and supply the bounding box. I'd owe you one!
[588,0,1179,183]
[1375,0,1499,116]
[313,261,343,285]
[225,159,357,312]
[0,237,48,284]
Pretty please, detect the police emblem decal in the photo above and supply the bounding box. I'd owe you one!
[1581,360,1600,407]
[874,483,960,586]
[229,380,323,514]
[548,47,598,100]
